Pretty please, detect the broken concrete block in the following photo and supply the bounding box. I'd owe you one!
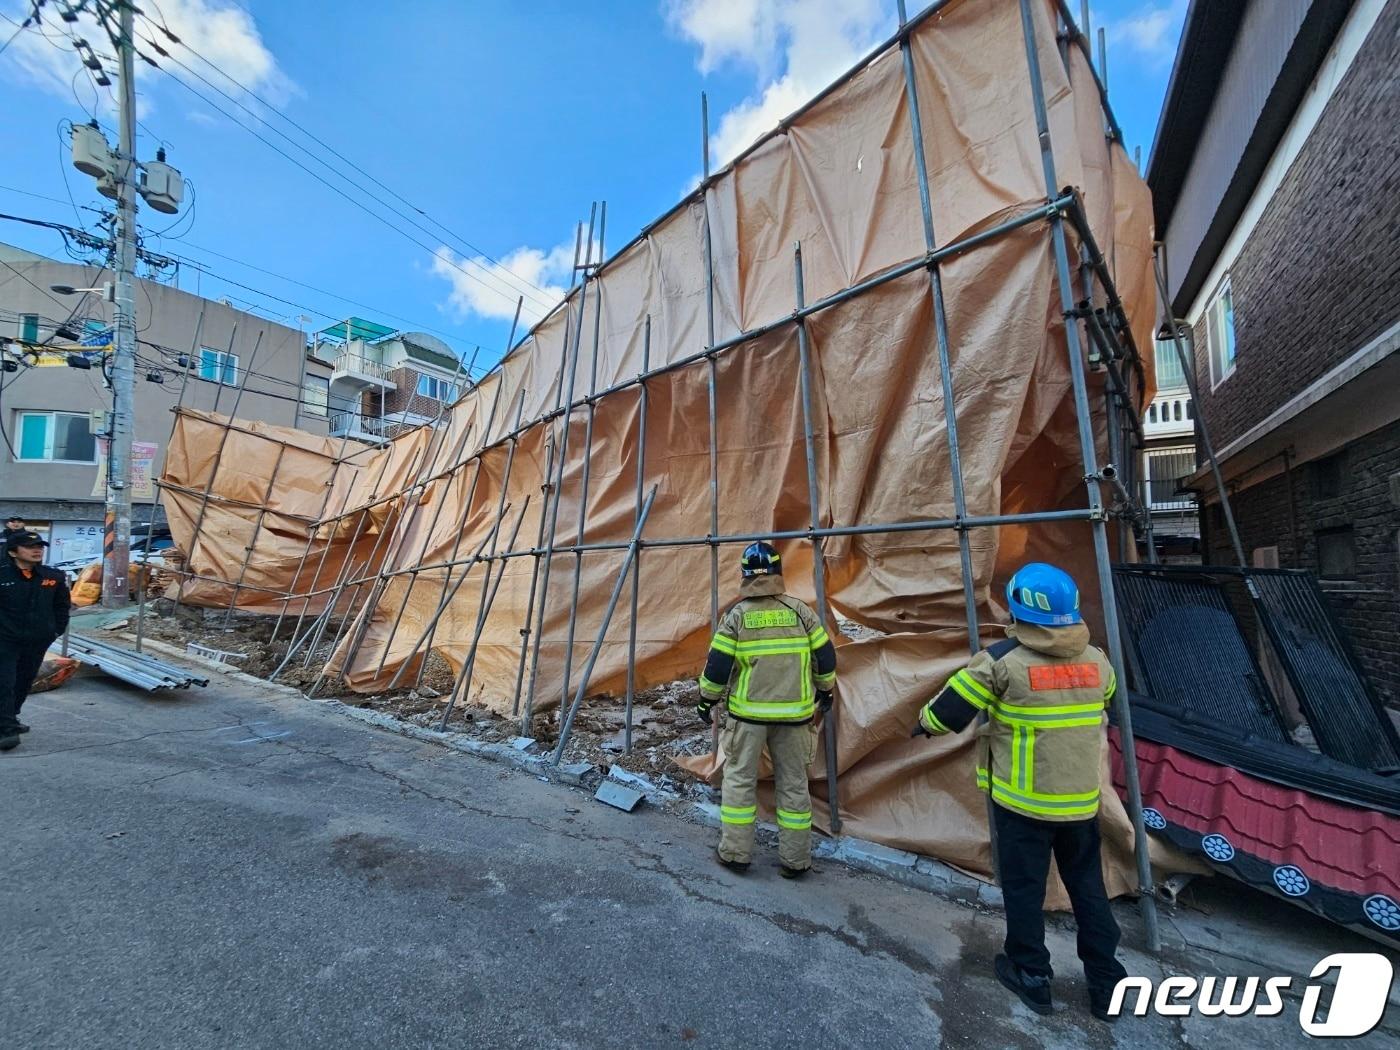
[607,765,657,794]
[555,761,595,787]
[595,779,645,812]
[691,802,721,828]
[977,882,1004,908]
[510,736,536,751]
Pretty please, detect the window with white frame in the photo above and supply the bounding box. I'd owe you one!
[1153,335,1189,390]
[1144,447,1197,509]
[15,410,97,463]
[416,374,458,402]
[1205,279,1237,386]
[302,375,329,417]
[199,347,240,385]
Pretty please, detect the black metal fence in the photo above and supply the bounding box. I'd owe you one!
[1113,564,1400,774]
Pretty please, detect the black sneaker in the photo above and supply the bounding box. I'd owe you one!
[0,735,18,752]
[779,865,811,880]
[716,852,750,873]
[994,953,1052,1015]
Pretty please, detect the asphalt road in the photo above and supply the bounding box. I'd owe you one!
[3,667,1394,1048]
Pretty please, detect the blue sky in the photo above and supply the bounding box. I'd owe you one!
[0,0,1186,375]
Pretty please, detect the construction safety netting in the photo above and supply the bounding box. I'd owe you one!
[159,0,1187,900]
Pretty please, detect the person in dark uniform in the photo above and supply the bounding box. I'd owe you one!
[0,530,71,750]
[2,515,26,545]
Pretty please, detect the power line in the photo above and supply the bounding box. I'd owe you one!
[131,26,558,316]
[136,8,557,306]
[0,205,486,364]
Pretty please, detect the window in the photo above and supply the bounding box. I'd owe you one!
[416,374,458,402]
[20,313,40,343]
[199,347,239,385]
[1144,447,1197,509]
[1312,452,1345,499]
[1315,527,1356,580]
[302,375,329,417]
[1205,279,1237,386]
[1153,336,1189,390]
[15,411,97,463]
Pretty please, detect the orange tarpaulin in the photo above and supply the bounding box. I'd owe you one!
[159,0,1190,900]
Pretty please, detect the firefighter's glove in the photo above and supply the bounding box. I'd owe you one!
[912,703,943,738]
[911,722,931,738]
[816,690,834,714]
[696,700,714,726]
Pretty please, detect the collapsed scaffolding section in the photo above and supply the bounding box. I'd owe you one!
[157,0,1170,940]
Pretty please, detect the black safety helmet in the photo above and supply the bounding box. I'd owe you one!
[740,541,781,578]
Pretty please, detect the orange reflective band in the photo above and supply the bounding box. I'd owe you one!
[1028,663,1101,691]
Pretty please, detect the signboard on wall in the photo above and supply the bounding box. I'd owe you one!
[47,522,103,567]
[92,440,159,499]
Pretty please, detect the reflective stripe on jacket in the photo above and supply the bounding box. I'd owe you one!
[698,574,836,723]
[917,622,1115,822]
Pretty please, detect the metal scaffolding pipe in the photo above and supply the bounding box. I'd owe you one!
[552,485,659,764]
[1018,0,1159,952]
[792,243,843,831]
[623,316,651,754]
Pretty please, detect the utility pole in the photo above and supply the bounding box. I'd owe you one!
[102,0,138,608]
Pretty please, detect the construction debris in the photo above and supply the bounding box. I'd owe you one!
[594,780,645,813]
[63,635,209,691]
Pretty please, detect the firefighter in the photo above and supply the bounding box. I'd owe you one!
[0,531,71,750]
[912,562,1127,1022]
[697,541,837,877]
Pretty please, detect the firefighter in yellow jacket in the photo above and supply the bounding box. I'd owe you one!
[697,542,837,878]
[912,562,1128,1023]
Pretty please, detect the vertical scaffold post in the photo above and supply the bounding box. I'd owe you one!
[389,388,520,693]
[221,442,288,628]
[552,485,659,764]
[623,315,651,754]
[438,498,530,729]
[895,0,981,653]
[370,343,488,676]
[1017,0,1159,952]
[793,243,842,833]
[560,203,608,718]
[522,207,597,732]
[330,354,472,688]
[178,328,259,603]
[701,92,720,635]
[410,380,506,689]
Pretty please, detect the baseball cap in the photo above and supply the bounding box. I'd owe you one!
[6,530,48,550]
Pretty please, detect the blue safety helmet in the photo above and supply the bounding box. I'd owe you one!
[1005,562,1082,626]
[740,541,781,578]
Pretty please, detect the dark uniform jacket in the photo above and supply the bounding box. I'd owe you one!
[0,559,72,646]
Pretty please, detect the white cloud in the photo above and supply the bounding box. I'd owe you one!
[668,0,890,167]
[1100,0,1187,69]
[431,243,573,326]
[1,0,294,117]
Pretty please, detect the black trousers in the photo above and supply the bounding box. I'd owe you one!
[0,641,50,733]
[992,802,1127,997]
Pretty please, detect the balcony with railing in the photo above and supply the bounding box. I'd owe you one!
[329,411,391,442]
[330,351,396,390]
[1144,392,1194,438]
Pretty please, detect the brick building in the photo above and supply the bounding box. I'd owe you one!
[312,317,466,442]
[1148,0,1399,706]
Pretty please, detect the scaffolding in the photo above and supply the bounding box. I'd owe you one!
[157,0,1165,947]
